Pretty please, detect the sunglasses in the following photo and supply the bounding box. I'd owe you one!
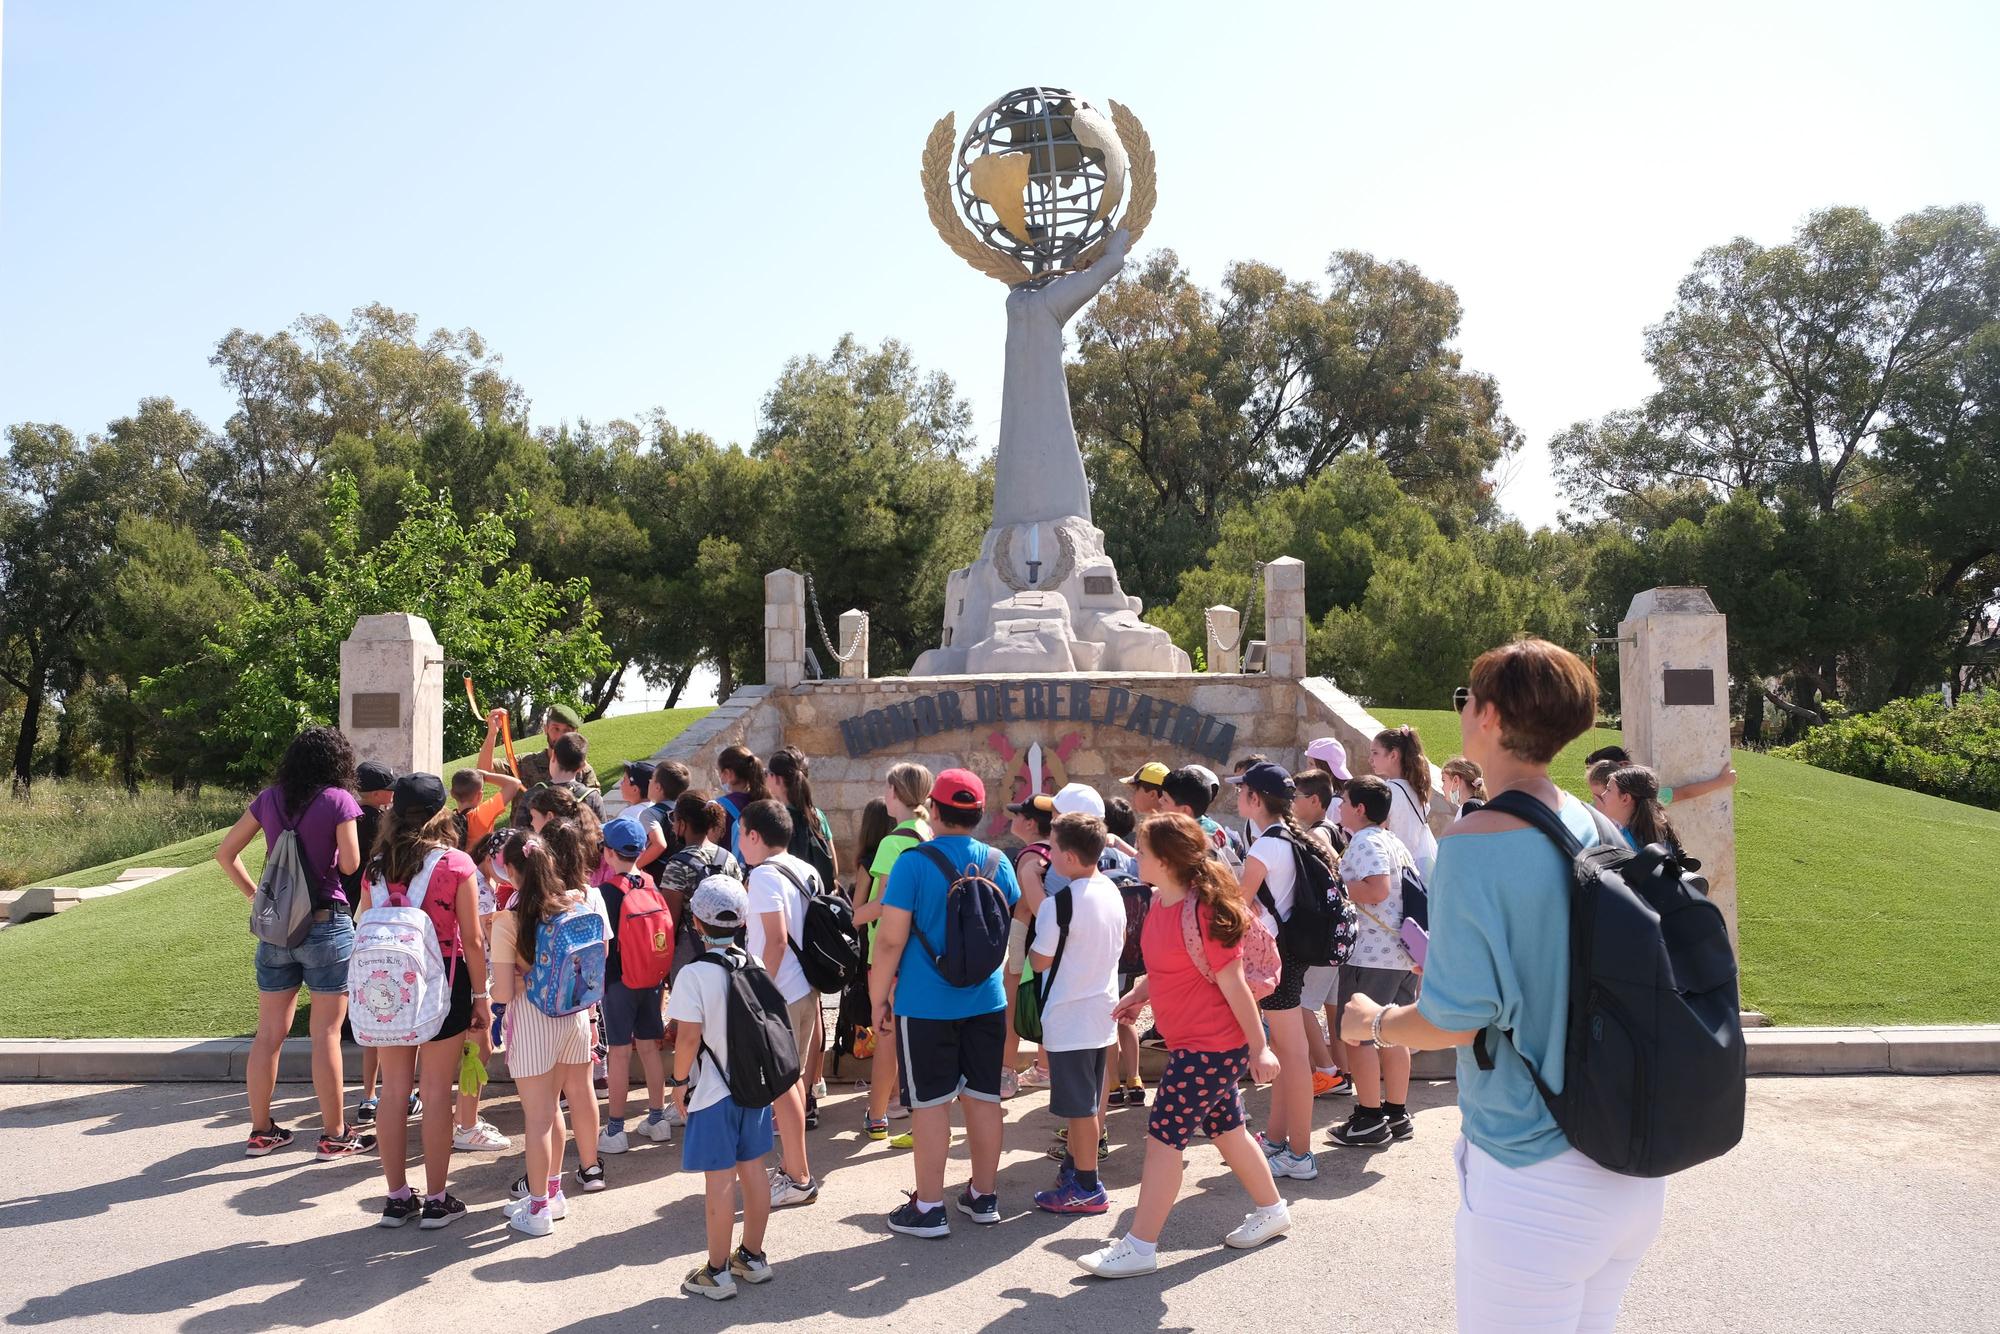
[1453,686,1471,711]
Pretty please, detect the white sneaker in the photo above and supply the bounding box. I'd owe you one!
[1018,1064,1051,1089]
[452,1121,509,1152]
[810,1079,828,1100]
[1077,1236,1158,1279]
[507,1203,553,1237]
[640,1115,673,1144]
[506,1191,568,1221]
[599,1127,630,1155]
[1000,1068,1020,1100]
[1224,1204,1291,1249]
[1271,1150,1319,1181]
[666,1102,687,1127]
[770,1171,820,1208]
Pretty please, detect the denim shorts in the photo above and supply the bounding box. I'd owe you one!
[682,1098,774,1172]
[254,914,354,995]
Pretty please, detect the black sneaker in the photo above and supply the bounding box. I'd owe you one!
[316,1127,377,1161]
[378,1195,421,1228]
[407,1092,423,1119]
[887,1193,950,1238]
[956,1186,1000,1225]
[1384,1108,1414,1141]
[244,1125,293,1157]
[1329,1111,1392,1148]
[577,1161,607,1193]
[510,1175,531,1200]
[354,1099,378,1125]
[418,1193,467,1229]
[805,1098,819,1131]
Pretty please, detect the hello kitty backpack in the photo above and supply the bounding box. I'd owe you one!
[347,848,456,1046]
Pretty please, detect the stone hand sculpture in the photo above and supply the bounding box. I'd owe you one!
[995,227,1129,528]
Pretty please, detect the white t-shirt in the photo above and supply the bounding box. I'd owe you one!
[1030,871,1126,1052]
[663,948,751,1114]
[1384,778,1438,878]
[1246,825,1298,942]
[1341,825,1416,970]
[746,852,815,1004]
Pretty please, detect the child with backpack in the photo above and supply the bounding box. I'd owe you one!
[1328,776,1421,1148]
[595,817,674,1156]
[870,769,1023,1239]
[668,876,795,1300]
[490,829,606,1237]
[661,792,743,990]
[1003,791,1058,1098]
[1030,813,1128,1215]
[517,817,611,1198]
[714,744,768,861]
[617,762,672,872]
[1101,796,1149,1107]
[1291,767,1355,1101]
[855,764,932,1140]
[765,747,840,1104]
[1234,761,1337,1182]
[352,774,491,1230]
[1076,813,1288,1278]
[738,799,823,1207]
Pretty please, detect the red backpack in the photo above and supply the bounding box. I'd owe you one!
[615,871,674,989]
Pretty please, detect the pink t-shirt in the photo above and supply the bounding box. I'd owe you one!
[374,848,477,960]
[1141,896,1247,1054]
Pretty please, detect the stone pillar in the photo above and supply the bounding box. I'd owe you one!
[1619,587,1738,949]
[1205,606,1242,674]
[764,569,808,688]
[1263,557,1307,680]
[339,613,444,776]
[838,609,870,680]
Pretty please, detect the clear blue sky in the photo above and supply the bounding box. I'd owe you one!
[4,0,1997,533]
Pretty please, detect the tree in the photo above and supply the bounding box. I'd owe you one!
[1069,249,1519,608]
[151,474,613,785]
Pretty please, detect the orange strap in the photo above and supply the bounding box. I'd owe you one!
[464,677,520,778]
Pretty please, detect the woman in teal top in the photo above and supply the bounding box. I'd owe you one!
[1341,640,1668,1332]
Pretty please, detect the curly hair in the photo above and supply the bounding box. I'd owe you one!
[274,726,357,820]
[1138,813,1250,946]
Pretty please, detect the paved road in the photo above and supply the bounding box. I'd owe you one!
[0,1075,1992,1332]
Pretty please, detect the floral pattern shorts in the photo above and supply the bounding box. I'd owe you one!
[1146,1045,1251,1150]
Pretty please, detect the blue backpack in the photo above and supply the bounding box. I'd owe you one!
[525,903,608,1017]
[912,845,1012,989]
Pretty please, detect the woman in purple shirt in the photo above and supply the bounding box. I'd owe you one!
[215,726,365,1161]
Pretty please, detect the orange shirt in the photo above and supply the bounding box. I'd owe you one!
[463,791,509,850]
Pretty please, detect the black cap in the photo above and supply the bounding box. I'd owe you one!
[357,761,397,794]
[1161,766,1212,814]
[1233,761,1296,801]
[1005,792,1055,817]
[624,760,657,789]
[390,772,447,818]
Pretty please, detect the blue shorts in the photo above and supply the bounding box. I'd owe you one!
[601,980,665,1046]
[254,914,353,994]
[682,1098,774,1173]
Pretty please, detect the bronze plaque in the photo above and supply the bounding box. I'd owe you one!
[1662,669,1714,707]
[1083,575,1116,595]
[350,692,402,729]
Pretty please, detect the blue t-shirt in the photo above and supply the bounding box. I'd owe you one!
[881,834,1022,1020]
[1417,793,1609,1169]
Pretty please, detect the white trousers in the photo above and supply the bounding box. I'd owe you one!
[1454,1136,1667,1332]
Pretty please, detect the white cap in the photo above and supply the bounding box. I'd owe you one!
[1305,736,1353,780]
[1051,782,1106,818]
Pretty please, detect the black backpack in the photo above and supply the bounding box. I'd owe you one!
[1256,825,1358,967]
[789,806,840,898]
[1112,873,1152,976]
[770,861,864,995]
[912,845,1013,988]
[1480,792,1746,1178]
[695,948,802,1109]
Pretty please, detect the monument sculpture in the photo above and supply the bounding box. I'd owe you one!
[911,87,1191,676]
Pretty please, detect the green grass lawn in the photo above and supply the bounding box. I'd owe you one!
[1373,708,2000,1027]
[1,784,251,891]
[0,707,709,1038]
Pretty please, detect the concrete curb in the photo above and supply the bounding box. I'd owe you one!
[4,1026,1997,1084]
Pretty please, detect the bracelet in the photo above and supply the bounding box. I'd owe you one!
[471,991,490,1001]
[666,1075,689,1088]
[1371,1006,1391,1048]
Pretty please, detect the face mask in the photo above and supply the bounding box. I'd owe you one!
[699,928,737,950]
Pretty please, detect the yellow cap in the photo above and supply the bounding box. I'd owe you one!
[1121,761,1171,787]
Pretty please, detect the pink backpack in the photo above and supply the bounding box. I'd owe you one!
[1180,895,1280,1000]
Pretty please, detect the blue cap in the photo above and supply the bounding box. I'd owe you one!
[602,817,647,858]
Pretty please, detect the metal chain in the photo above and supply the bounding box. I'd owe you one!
[1202,561,1266,656]
[801,570,866,664]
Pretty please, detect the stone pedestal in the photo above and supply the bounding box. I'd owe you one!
[912,516,1190,676]
[1619,586,1738,948]
[1205,606,1242,674]
[1263,558,1307,680]
[765,569,808,688]
[838,610,870,680]
[338,614,444,777]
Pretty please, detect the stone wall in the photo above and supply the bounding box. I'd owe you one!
[650,671,1450,866]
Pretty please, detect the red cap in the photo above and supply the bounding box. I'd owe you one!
[930,767,985,811]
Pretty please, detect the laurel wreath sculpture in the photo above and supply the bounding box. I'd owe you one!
[922,99,1156,288]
